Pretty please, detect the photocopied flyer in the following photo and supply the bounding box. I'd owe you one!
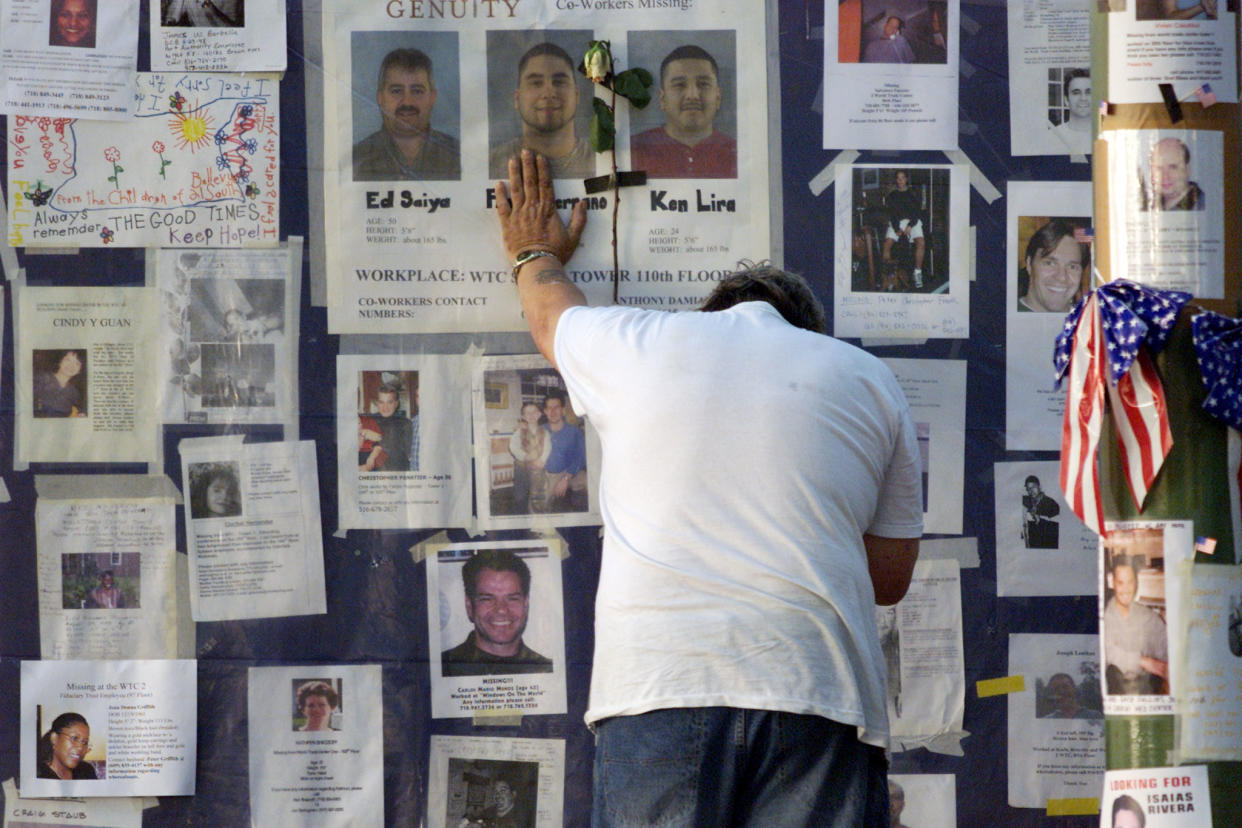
[1103,129,1224,297]
[335,353,473,531]
[823,0,960,150]
[994,460,1097,597]
[1,777,148,827]
[1007,633,1105,810]
[881,358,965,535]
[14,281,159,468]
[20,659,197,797]
[426,539,567,721]
[36,476,180,660]
[7,72,279,249]
[1006,181,1092,451]
[1101,766,1211,828]
[1007,0,1092,157]
[0,0,137,120]
[1106,2,1237,104]
[834,163,970,340]
[1172,562,1242,762]
[247,665,383,828]
[321,1,772,333]
[156,244,300,431]
[151,0,287,72]
[472,354,602,531]
[886,774,956,827]
[878,558,967,755]
[179,435,326,622]
[427,735,565,828]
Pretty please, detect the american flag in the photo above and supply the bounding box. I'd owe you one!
[1195,84,1217,107]
[1053,281,1190,532]
[1192,309,1242,430]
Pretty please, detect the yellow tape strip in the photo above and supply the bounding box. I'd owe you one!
[1047,798,1100,816]
[976,675,1025,697]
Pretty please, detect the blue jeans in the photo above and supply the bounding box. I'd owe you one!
[591,707,889,827]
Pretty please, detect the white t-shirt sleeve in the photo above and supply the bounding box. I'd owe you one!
[867,396,925,539]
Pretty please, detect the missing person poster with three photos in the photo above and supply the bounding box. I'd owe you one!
[156,245,299,431]
[834,163,969,340]
[822,0,960,150]
[20,659,197,797]
[428,735,565,828]
[321,1,772,333]
[247,665,383,827]
[425,539,567,721]
[1006,0,1091,157]
[14,282,159,468]
[1006,181,1092,451]
[35,479,180,660]
[178,435,326,622]
[993,461,1097,597]
[335,354,473,531]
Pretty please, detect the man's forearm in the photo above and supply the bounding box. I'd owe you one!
[515,258,586,367]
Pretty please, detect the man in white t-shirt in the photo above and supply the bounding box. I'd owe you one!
[491,150,922,827]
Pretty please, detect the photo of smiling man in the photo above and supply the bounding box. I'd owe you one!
[1016,217,1089,313]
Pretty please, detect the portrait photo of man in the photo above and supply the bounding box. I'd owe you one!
[356,371,418,473]
[1038,672,1102,719]
[839,0,948,64]
[1021,474,1061,548]
[1141,137,1206,211]
[351,35,461,181]
[629,34,737,180]
[1102,552,1168,695]
[1015,217,1089,314]
[1047,68,1092,156]
[440,548,554,678]
[487,32,594,180]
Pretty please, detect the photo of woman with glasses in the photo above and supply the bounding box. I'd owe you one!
[36,712,98,780]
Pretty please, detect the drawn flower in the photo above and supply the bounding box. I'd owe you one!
[244,182,260,199]
[103,146,123,188]
[100,227,114,244]
[169,91,186,112]
[103,146,119,162]
[152,140,165,153]
[152,140,172,179]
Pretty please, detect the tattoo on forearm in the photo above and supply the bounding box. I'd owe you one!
[532,267,574,287]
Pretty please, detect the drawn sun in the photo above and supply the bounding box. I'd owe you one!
[168,110,214,153]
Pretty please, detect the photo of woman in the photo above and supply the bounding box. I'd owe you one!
[509,402,551,515]
[49,0,96,48]
[36,712,98,780]
[32,349,87,418]
[188,462,242,519]
[293,680,341,731]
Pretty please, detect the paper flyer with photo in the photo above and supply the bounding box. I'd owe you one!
[994,461,1097,596]
[179,435,326,622]
[151,0,287,72]
[156,245,299,429]
[1007,0,1092,157]
[1103,129,1224,297]
[14,282,159,467]
[1173,562,1242,762]
[1101,766,1211,827]
[1007,633,1105,809]
[321,2,771,333]
[834,163,969,340]
[0,0,137,120]
[878,558,966,755]
[1006,181,1091,451]
[881,358,965,535]
[886,774,956,827]
[1100,520,1194,717]
[335,354,472,531]
[1106,3,1236,104]
[472,354,601,530]
[36,494,178,660]
[247,665,383,827]
[20,659,197,797]
[427,735,565,828]
[6,72,279,249]
[427,540,567,720]
[823,0,959,150]
[1,777,147,827]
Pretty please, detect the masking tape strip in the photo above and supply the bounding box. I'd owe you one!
[808,150,860,197]
[976,675,1025,697]
[1046,798,1100,816]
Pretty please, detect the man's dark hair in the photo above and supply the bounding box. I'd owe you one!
[378,48,434,92]
[1110,554,1138,574]
[699,261,827,334]
[886,15,904,30]
[659,44,719,85]
[100,570,114,579]
[1112,794,1145,827]
[517,42,574,77]
[1025,219,1090,270]
[543,389,567,408]
[1062,68,1089,99]
[461,549,532,601]
[1024,475,1040,487]
[376,383,400,399]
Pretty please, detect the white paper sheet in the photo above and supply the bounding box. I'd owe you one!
[321,3,772,332]
[1007,633,1105,809]
[427,539,567,721]
[1101,765,1211,827]
[1,777,147,827]
[834,164,970,340]
[335,354,473,531]
[1005,181,1092,450]
[1172,562,1242,762]
[1007,0,1092,157]
[881,358,965,535]
[428,735,565,828]
[822,0,959,150]
[15,282,159,466]
[6,73,279,248]
[994,461,1097,596]
[886,774,957,827]
[247,665,383,828]
[151,0,287,72]
[0,0,137,119]
[1105,4,1237,104]
[179,436,326,622]
[20,659,197,797]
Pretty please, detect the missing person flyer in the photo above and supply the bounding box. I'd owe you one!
[248,665,383,827]
[20,659,196,797]
[425,539,567,720]
[321,1,772,333]
[1101,766,1211,827]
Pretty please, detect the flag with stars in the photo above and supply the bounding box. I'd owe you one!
[1192,309,1242,430]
